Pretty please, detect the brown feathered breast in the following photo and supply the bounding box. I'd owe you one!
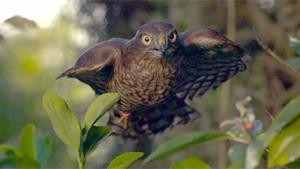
[109,51,176,112]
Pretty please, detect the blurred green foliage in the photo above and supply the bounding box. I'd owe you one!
[42,92,119,168]
[1,0,300,168]
[0,124,52,168]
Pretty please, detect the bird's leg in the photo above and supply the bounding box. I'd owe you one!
[119,111,131,129]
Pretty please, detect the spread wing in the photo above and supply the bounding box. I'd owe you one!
[174,28,250,104]
[58,38,128,94]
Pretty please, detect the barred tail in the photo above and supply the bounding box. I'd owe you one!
[109,95,200,139]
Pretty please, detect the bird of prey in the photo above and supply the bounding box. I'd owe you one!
[58,21,250,138]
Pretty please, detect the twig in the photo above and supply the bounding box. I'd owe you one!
[255,36,300,83]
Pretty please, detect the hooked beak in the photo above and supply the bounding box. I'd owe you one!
[155,37,168,52]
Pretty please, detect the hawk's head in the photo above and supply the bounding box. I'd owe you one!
[127,21,179,57]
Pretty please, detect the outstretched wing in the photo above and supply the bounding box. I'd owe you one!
[174,28,250,104]
[58,38,128,94]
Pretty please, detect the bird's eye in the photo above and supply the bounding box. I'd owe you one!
[169,32,177,42]
[142,35,152,45]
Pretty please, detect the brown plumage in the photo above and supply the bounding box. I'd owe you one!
[58,21,250,138]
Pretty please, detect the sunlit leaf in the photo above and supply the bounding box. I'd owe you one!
[229,144,247,169]
[263,94,300,143]
[83,126,111,156]
[0,145,20,155]
[42,92,81,152]
[107,152,144,169]
[171,156,211,169]
[84,93,120,131]
[19,123,37,160]
[36,134,52,168]
[268,118,300,167]
[144,132,227,163]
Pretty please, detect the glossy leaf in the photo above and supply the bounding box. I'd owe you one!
[84,93,120,131]
[107,152,144,169]
[268,118,300,167]
[171,156,211,169]
[144,132,227,163]
[19,124,37,160]
[42,92,81,152]
[263,95,300,143]
[83,126,111,156]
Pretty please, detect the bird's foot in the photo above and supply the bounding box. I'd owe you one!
[119,111,131,130]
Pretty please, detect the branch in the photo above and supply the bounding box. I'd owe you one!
[256,36,300,83]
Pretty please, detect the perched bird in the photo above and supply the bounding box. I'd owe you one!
[58,21,250,138]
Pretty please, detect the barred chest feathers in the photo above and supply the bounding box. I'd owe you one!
[109,54,176,111]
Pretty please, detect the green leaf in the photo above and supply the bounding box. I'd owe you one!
[228,144,247,169]
[268,118,300,167]
[245,95,300,169]
[263,95,300,143]
[17,157,40,169]
[83,126,111,156]
[19,124,37,160]
[42,92,81,152]
[144,131,227,163]
[36,134,52,168]
[170,156,211,169]
[107,152,144,169]
[84,93,120,131]
[0,145,20,155]
[0,145,19,167]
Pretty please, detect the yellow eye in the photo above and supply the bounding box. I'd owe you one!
[142,35,152,45]
[169,32,177,42]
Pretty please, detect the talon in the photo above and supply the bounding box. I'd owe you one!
[119,112,131,129]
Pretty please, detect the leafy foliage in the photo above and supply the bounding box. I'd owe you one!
[268,117,300,167]
[84,93,120,131]
[83,126,111,156]
[107,152,144,169]
[140,95,300,169]
[42,92,81,152]
[0,124,52,168]
[42,92,120,169]
[20,124,37,161]
[171,156,211,169]
[144,132,227,163]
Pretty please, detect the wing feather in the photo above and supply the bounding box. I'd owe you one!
[174,28,250,104]
[58,38,128,94]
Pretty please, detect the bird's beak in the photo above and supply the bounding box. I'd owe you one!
[155,37,168,52]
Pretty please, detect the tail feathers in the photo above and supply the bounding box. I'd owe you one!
[108,97,200,139]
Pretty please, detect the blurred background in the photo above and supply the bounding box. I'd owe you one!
[0,0,300,168]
